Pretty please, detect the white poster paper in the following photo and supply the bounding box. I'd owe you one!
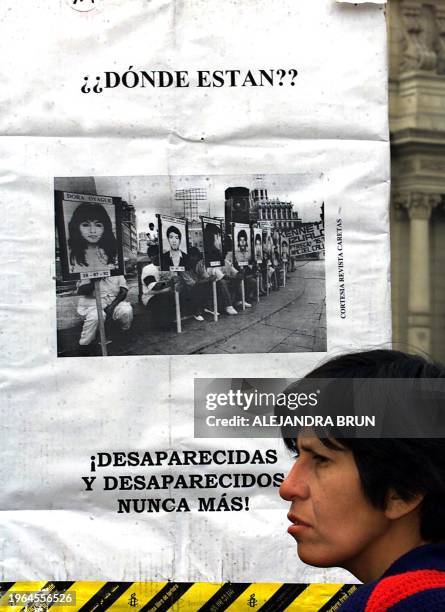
[0,0,390,592]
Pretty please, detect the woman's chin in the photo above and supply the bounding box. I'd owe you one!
[297,544,339,569]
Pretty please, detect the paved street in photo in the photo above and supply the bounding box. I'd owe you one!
[57,259,326,356]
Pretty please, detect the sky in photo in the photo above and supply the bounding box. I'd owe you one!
[94,173,324,233]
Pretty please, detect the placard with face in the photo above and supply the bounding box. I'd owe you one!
[202,217,224,267]
[280,235,290,262]
[158,215,189,272]
[233,223,251,267]
[262,227,273,260]
[55,191,124,281]
[253,228,263,263]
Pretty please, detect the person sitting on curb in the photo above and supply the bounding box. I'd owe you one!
[179,247,213,322]
[141,245,176,330]
[205,254,238,316]
[77,274,133,354]
[223,249,254,309]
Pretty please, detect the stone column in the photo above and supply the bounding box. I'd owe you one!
[398,192,441,354]
[435,5,445,74]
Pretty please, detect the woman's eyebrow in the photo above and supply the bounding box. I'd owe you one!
[297,442,316,453]
[299,440,345,455]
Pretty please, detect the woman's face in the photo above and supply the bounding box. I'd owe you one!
[279,433,390,575]
[168,231,181,250]
[80,219,104,244]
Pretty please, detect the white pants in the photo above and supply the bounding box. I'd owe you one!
[78,302,133,346]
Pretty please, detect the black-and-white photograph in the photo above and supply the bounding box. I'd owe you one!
[55,174,326,357]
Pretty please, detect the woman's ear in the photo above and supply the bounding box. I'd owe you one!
[384,489,425,520]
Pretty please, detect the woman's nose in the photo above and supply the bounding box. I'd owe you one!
[279,461,310,501]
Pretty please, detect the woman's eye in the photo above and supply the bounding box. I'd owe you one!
[93,222,104,229]
[312,454,329,464]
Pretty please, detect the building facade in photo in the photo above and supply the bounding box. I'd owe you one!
[251,187,302,230]
[121,200,138,267]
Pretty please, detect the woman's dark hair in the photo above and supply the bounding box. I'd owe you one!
[284,349,445,542]
[237,229,248,243]
[68,203,117,268]
[166,225,181,241]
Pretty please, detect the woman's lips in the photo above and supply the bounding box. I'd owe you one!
[287,514,313,535]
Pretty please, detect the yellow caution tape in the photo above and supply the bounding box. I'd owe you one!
[0,581,358,612]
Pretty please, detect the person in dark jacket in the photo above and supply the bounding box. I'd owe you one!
[279,349,445,610]
[161,225,188,270]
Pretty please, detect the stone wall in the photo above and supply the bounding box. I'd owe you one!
[388,0,445,358]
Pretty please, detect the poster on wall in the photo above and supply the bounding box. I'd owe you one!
[0,0,390,609]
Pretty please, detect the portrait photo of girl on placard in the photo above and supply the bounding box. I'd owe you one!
[67,202,118,273]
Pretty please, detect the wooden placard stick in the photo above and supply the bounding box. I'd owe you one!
[174,274,182,333]
[212,279,218,321]
[93,279,108,357]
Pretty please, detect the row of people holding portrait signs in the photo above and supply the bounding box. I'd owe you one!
[159,215,289,274]
[55,191,296,353]
[55,191,290,282]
